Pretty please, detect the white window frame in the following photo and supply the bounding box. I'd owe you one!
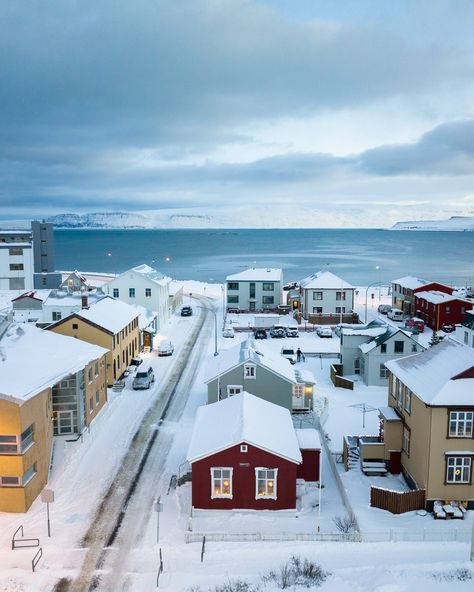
[312,306,323,314]
[379,364,389,379]
[210,467,233,499]
[336,291,346,301]
[312,291,323,301]
[449,411,473,438]
[244,364,256,379]
[255,467,278,500]
[129,288,135,298]
[404,388,411,414]
[0,475,21,487]
[145,287,152,297]
[113,288,119,298]
[335,306,346,314]
[446,456,471,484]
[240,444,248,453]
[227,385,243,396]
[402,426,410,455]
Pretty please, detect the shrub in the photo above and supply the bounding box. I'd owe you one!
[263,555,329,588]
[433,567,473,582]
[333,513,357,533]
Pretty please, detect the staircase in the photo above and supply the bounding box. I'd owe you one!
[347,446,360,470]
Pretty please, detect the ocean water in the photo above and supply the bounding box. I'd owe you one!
[54,228,474,286]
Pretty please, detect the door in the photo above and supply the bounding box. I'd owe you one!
[54,411,74,435]
[389,450,401,474]
[249,301,256,311]
[292,386,306,410]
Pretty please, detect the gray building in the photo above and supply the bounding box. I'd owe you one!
[31,221,62,289]
[225,268,283,312]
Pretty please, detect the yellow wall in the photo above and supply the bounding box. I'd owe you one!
[83,355,108,425]
[0,389,53,513]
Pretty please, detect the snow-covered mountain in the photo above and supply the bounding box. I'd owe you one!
[390,216,474,231]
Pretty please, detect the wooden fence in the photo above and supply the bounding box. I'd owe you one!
[370,486,425,514]
[330,364,354,390]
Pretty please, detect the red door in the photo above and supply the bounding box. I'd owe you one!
[389,451,401,475]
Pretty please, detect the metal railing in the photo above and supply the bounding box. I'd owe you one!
[32,547,43,572]
[201,535,206,562]
[12,525,40,550]
[156,548,164,587]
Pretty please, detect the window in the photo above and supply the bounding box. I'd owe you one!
[312,307,323,314]
[244,364,256,379]
[22,463,37,486]
[402,426,410,455]
[72,323,78,330]
[404,389,411,414]
[336,291,346,301]
[88,368,93,383]
[313,291,323,301]
[9,247,23,256]
[21,425,34,452]
[379,364,389,379]
[449,411,473,438]
[94,362,99,377]
[240,444,248,453]
[145,288,152,297]
[227,385,242,396]
[89,398,93,413]
[445,306,451,314]
[227,295,239,304]
[336,306,345,314]
[113,288,119,298]
[394,341,404,354]
[129,288,135,298]
[354,359,360,375]
[262,283,274,291]
[52,311,62,321]
[446,456,472,484]
[0,435,18,454]
[211,468,232,498]
[95,391,100,406]
[227,282,239,290]
[293,384,304,397]
[411,344,418,352]
[380,343,387,354]
[465,331,470,345]
[9,263,24,271]
[391,374,397,398]
[397,382,403,412]
[0,475,20,487]
[255,468,277,499]
[262,296,274,304]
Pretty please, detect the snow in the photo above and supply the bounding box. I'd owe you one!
[295,428,321,450]
[128,303,157,330]
[391,215,474,231]
[226,267,283,282]
[128,263,170,287]
[0,324,108,401]
[392,275,428,290]
[187,391,302,464]
[379,406,402,421]
[415,290,462,305]
[43,289,104,307]
[299,270,354,290]
[386,339,474,405]
[67,294,139,333]
[11,290,51,303]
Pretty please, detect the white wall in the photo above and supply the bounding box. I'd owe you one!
[226,280,282,311]
[0,245,34,291]
[303,288,355,315]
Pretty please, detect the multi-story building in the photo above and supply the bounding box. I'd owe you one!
[225,268,282,312]
[0,323,107,512]
[391,276,452,316]
[47,296,140,385]
[455,310,474,348]
[298,271,356,323]
[414,291,473,331]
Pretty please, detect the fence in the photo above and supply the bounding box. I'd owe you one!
[330,364,354,390]
[370,486,426,514]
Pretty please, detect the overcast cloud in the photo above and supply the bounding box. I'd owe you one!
[1,0,474,225]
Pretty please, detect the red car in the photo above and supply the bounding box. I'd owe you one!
[405,318,425,333]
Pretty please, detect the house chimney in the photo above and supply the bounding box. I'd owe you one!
[81,294,89,309]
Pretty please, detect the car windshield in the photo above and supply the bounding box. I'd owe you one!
[136,371,148,378]
[282,349,294,355]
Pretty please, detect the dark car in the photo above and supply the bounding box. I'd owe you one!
[441,323,455,333]
[130,356,143,367]
[378,304,392,315]
[181,305,193,317]
[254,328,268,339]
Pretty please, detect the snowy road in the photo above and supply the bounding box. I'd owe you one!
[67,296,214,592]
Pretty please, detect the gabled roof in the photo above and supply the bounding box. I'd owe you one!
[415,290,471,306]
[187,391,302,464]
[62,270,87,284]
[359,327,420,354]
[342,319,386,338]
[226,268,282,282]
[299,271,354,290]
[392,276,428,290]
[385,339,474,406]
[130,264,170,286]
[11,290,51,303]
[0,324,108,403]
[129,303,158,330]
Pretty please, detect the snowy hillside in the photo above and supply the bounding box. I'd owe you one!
[391,216,474,231]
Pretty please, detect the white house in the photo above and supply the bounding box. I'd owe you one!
[298,271,355,321]
[225,268,283,312]
[0,230,34,291]
[455,310,474,349]
[104,264,171,331]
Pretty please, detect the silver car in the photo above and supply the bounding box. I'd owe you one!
[132,366,155,390]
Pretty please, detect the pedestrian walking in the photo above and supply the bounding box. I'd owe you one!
[296,347,302,362]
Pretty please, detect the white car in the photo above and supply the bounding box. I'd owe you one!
[157,339,174,356]
[223,326,235,338]
[318,327,333,338]
[281,346,297,364]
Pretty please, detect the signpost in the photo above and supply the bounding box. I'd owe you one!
[154,497,163,544]
[41,489,54,537]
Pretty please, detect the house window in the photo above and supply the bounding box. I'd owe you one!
[72,323,78,330]
[145,288,152,297]
[402,426,410,455]
[313,291,323,300]
[255,468,277,499]
[0,435,19,454]
[336,291,346,301]
[465,331,469,345]
[379,364,389,379]
[380,343,387,354]
[354,359,360,375]
[240,444,248,453]
[21,425,34,453]
[129,288,135,298]
[211,468,233,498]
[397,382,403,412]
[336,306,345,314]
[0,475,21,487]
[262,296,274,304]
[95,390,100,406]
[312,307,323,314]
[293,384,304,397]
[94,362,99,377]
[445,306,451,314]
[394,341,404,354]
[262,283,274,291]
[9,247,23,256]
[22,463,37,486]
[449,411,473,438]
[227,385,242,396]
[391,374,397,398]
[52,311,62,321]
[9,263,24,271]
[446,456,472,484]
[404,389,411,414]
[227,282,239,290]
[411,344,418,352]
[88,368,93,383]
[244,364,256,379]
[227,295,239,304]
[113,288,119,298]
[89,398,93,413]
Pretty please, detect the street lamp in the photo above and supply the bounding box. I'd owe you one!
[375,266,381,301]
[210,307,219,357]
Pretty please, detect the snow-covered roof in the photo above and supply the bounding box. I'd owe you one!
[385,339,474,406]
[358,328,417,354]
[226,268,282,282]
[129,303,157,330]
[295,428,321,450]
[379,406,401,421]
[204,338,296,384]
[44,289,104,308]
[168,280,182,297]
[66,295,139,334]
[0,324,108,402]
[11,290,51,304]
[299,271,354,290]
[61,270,87,284]
[392,276,428,290]
[294,368,316,385]
[130,264,170,287]
[415,290,469,305]
[187,391,302,464]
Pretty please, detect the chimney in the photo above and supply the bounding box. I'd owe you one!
[81,294,89,309]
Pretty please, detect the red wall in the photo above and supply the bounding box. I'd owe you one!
[191,443,298,510]
[296,449,320,481]
[415,297,472,330]
[413,282,453,296]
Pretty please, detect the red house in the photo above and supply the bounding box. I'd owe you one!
[187,392,320,511]
[414,291,473,331]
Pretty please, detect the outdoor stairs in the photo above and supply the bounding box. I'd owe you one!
[347,447,360,470]
[177,471,192,487]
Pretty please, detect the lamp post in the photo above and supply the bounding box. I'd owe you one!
[375,266,381,301]
[210,307,219,357]
[364,281,385,323]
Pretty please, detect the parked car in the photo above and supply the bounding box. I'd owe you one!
[285,327,299,338]
[270,326,286,338]
[130,356,143,367]
[318,327,333,338]
[378,304,392,315]
[254,328,268,339]
[157,339,174,356]
[281,346,297,364]
[132,366,155,390]
[387,308,404,321]
[405,318,425,333]
[181,305,193,316]
[441,323,455,333]
[223,326,235,338]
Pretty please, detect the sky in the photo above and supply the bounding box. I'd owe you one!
[1,0,474,227]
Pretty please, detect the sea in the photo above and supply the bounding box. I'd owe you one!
[54,228,474,287]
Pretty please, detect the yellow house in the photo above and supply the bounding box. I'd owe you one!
[380,339,474,510]
[0,324,108,513]
[47,295,141,385]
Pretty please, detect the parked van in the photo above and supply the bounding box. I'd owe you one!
[387,308,404,322]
